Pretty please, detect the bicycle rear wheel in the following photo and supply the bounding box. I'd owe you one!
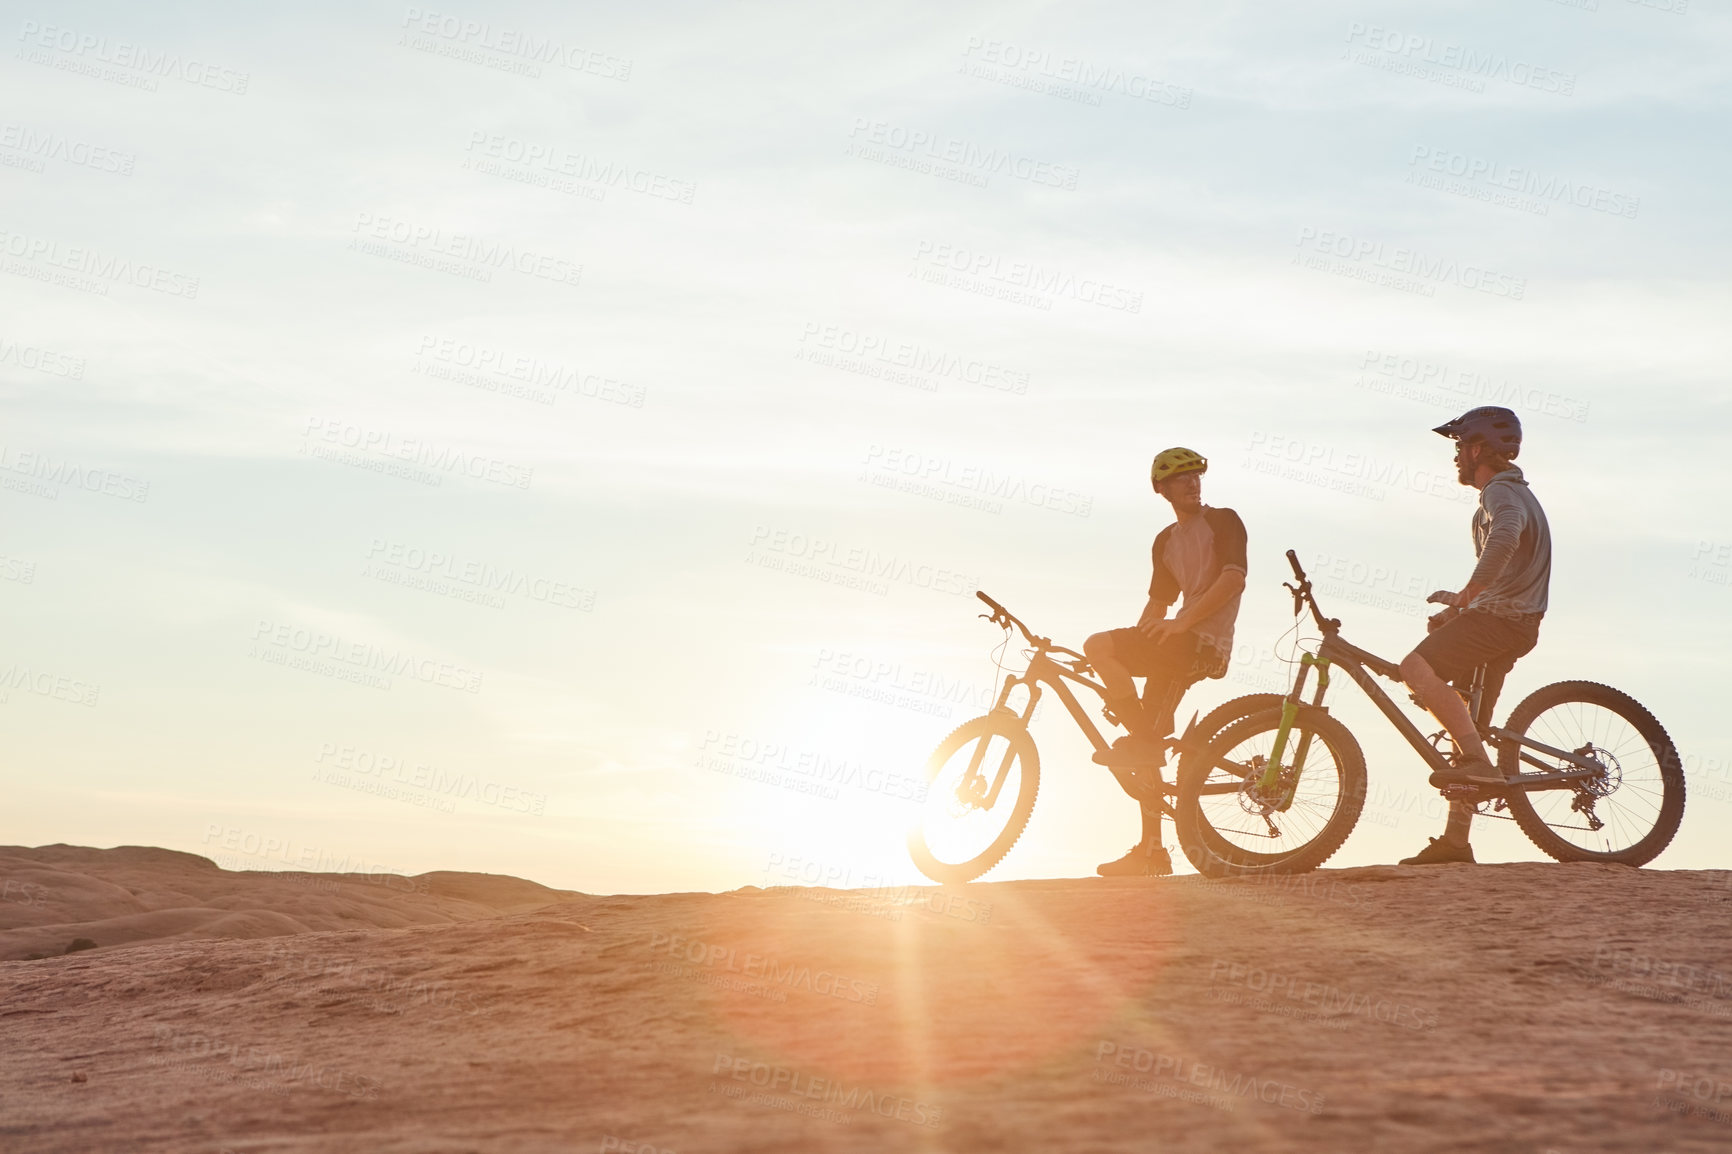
[1175,705,1367,878]
[907,712,1040,884]
[1498,681,1684,866]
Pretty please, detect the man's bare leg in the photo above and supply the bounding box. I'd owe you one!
[1401,652,1492,846]
[1084,632,1136,706]
[1400,652,1490,765]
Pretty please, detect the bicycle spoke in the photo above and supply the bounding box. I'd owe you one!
[1517,700,1665,856]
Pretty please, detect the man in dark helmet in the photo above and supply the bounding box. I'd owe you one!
[1082,447,1248,877]
[1398,406,1552,866]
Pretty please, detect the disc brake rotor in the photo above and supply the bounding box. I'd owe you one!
[1234,755,1288,823]
[1574,744,1622,798]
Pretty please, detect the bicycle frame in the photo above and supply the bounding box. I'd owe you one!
[1249,552,1609,799]
[971,593,1180,821]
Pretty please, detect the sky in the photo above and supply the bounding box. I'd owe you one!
[1,0,1728,895]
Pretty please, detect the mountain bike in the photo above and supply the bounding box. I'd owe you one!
[906,591,1252,884]
[1172,550,1686,877]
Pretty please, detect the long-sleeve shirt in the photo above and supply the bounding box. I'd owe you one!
[1467,466,1550,619]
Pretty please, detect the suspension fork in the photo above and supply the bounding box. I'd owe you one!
[967,673,1040,808]
[1260,654,1331,803]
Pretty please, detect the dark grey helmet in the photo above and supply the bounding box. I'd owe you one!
[1433,406,1522,457]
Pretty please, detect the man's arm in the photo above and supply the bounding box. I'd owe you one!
[1137,595,1175,636]
[1143,569,1245,638]
[1455,483,1526,608]
[1172,569,1246,631]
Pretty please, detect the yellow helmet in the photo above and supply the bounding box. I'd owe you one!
[1150,446,1207,486]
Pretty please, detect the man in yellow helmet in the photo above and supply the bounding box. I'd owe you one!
[1082,447,1248,876]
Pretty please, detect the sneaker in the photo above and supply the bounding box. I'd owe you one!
[1092,734,1167,768]
[1428,756,1506,789]
[1097,842,1173,877]
[1398,837,1476,866]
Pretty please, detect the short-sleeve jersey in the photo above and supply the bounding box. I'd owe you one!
[1150,506,1248,659]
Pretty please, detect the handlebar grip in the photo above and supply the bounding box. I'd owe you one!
[975,590,998,610]
[1286,549,1306,580]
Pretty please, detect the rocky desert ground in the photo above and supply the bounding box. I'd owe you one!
[4,844,1732,1152]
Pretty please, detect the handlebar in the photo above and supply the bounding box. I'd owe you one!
[1281,549,1339,635]
[975,591,1087,664]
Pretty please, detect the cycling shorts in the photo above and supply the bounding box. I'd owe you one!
[1104,627,1229,736]
[1410,608,1540,721]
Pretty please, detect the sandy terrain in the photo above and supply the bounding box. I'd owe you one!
[4,846,1732,1152]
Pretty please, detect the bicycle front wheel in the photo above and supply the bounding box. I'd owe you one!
[1175,705,1367,878]
[907,712,1040,884]
[1498,681,1684,866]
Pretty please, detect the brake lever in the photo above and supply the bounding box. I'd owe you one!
[1283,581,1303,616]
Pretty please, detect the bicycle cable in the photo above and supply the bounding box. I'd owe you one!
[1269,601,1321,684]
[986,624,1016,708]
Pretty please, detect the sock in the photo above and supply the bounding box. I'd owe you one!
[1442,800,1472,847]
[1138,801,1163,849]
[1110,695,1150,739]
